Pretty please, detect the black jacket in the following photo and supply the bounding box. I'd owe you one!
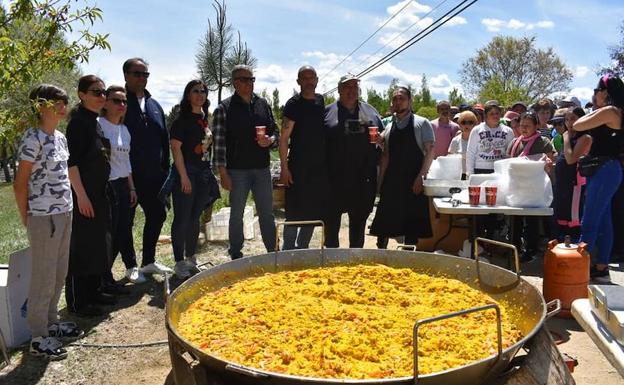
[124,89,169,180]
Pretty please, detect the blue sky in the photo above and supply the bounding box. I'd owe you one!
[77,0,624,112]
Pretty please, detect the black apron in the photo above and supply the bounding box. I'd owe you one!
[69,123,112,276]
[285,97,329,221]
[371,122,432,238]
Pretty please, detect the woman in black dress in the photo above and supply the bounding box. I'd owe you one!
[371,86,435,246]
[65,75,112,317]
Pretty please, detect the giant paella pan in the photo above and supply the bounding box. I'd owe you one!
[166,238,557,385]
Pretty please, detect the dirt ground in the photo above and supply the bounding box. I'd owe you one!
[0,212,622,385]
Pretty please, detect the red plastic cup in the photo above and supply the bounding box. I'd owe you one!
[485,186,498,206]
[468,186,481,206]
[255,125,266,141]
[369,126,378,144]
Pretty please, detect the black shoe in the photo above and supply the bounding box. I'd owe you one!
[48,322,84,342]
[100,283,131,296]
[30,337,67,360]
[520,249,537,263]
[590,265,611,283]
[68,304,104,317]
[93,292,117,305]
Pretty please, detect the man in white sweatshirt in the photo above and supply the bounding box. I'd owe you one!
[466,100,514,175]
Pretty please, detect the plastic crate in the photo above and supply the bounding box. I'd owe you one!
[205,206,255,241]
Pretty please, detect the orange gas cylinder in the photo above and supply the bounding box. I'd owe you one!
[543,236,590,318]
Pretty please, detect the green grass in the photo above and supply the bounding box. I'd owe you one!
[0,182,28,264]
[0,181,230,265]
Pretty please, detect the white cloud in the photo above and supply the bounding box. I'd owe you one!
[574,66,590,78]
[444,16,468,27]
[569,87,593,103]
[481,18,555,32]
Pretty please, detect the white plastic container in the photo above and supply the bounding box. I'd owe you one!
[0,248,31,348]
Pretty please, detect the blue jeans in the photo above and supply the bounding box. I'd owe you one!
[171,164,219,262]
[228,167,276,258]
[581,160,623,265]
[283,225,314,250]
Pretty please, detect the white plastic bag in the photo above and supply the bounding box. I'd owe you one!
[505,158,553,208]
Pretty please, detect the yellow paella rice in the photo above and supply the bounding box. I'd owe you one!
[177,264,523,379]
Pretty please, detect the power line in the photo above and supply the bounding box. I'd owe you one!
[318,0,416,82]
[351,0,450,75]
[323,0,478,96]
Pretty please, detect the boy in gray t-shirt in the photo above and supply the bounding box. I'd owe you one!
[14,84,83,360]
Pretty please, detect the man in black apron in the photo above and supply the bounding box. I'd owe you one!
[324,74,384,248]
[371,86,435,246]
[279,66,329,249]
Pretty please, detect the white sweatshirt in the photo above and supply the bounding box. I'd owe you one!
[465,122,514,175]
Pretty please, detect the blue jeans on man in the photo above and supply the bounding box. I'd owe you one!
[228,167,276,258]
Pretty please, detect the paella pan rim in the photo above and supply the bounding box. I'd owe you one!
[166,248,547,383]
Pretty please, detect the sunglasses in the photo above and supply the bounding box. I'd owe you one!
[191,89,207,94]
[87,88,106,97]
[235,76,256,83]
[460,120,476,125]
[109,98,127,105]
[129,71,150,78]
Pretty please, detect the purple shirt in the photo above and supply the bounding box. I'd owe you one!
[431,118,459,158]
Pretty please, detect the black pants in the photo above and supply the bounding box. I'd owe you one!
[65,274,100,311]
[129,176,167,267]
[513,216,539,252]
[0,158,12,182]
[110,178,138,269]
[324,209,369,248]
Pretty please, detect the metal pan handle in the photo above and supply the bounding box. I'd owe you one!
[545,299,562,319]
[163,272,171,303]
[474,237,521,292]
[412,303,503,385]
[225,363,270,378]
[396,244,417,251]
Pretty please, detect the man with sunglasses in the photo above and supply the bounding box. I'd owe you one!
[212,65,278,259]
[431,100,459,158]
[122,57,172,276]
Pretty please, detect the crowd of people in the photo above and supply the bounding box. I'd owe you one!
[11,55,624,360]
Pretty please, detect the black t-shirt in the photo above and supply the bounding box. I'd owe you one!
[283,93,326,168]
[170,112,209,166]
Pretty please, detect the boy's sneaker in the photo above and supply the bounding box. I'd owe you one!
[590,266,611,283]
[30,336,67,360]
[48,321,84,342]
[140,262,173,275]
[174,260,192,279]
[125,267,147,283]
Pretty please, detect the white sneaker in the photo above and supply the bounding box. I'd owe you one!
[175,260,192,279]
[140,262,173,275]
[125,267,147,283]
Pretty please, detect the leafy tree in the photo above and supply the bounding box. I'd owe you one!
[416,106,437,120]
[324,94,336,106]
[460,36,572,102]
[420,74,434,107]
[385,78,399,101]
[448,88,465,106]
[366,88,390,116]
[0,0,108,137]
[478,76,530,107]
[271,88,282,123]
[195,0,257,103]
[599,21,624,77]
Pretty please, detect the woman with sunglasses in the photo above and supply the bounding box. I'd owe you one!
[573,74,624,282]
[65,75,113,317]
[553,107,590,242]
[448,110,478,180]
[99,85,145,288]
[169,80,220,279]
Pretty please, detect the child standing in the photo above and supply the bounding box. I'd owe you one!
[14,84,83,360]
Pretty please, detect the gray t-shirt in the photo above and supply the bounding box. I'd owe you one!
[18,128,73,215]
